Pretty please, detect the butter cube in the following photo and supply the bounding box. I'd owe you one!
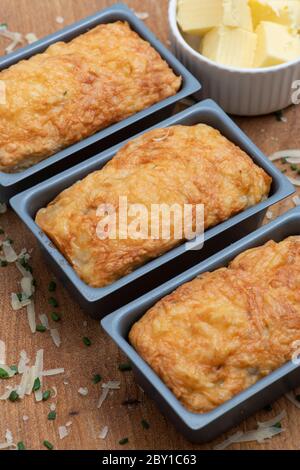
[223,0,253,31]
[201,26,257,68]
[177,0,223,35]
[249,0,300,30]
[254,21,300,67]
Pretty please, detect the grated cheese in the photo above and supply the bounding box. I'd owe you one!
[2,241,18,263]
[78,387,88,396]
[25,32,38,44]
[97,388,109,409]
[102,381,121,390]
[58,426,69,440]
[56,16,64,24]
[11,292,31,311]
[39,314,49,330]
[134,11,149,20]
[27,301,36,333]
[0,26,23,54]
[98,426,109,440]
[50,328,61,348]
[42,368,64,377]
[0,339,6,364]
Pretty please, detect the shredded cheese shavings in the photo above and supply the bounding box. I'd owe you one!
[2,241,18,263]
[39,314,49,330]
[0,339,6,364]
[58,426,69,440]
[269,149,300,162]
[50,328,61,348]
[25,32,38,44]
[134,11,149,20]
[102,381,121,390]
[78,387,88,396]
[98,426,109,440]
[42,368,64,377]
[0,27,23,54]
[27,301,36,333]
[97,388,109,409]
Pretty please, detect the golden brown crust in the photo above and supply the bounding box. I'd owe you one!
[0,21,181,172]
[129,236,300,413]
[35,124,271,288]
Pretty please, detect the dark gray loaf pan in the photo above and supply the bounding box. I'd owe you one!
[102,207,300,444]
[10,100,295,319]
[0,2,200,202]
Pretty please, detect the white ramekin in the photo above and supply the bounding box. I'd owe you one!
[169,0,300,116]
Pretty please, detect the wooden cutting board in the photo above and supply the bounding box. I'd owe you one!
[0,0,299,451]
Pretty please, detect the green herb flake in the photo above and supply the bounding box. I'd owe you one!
[0,23,8,29]
[43,440,54,450]
[118,363,132,372]
[47,410,56,421]
[17,441,26,450]
[290,164,298,172]
[281,158,287,164]
[10,365,18,374]
[33,377,41,392]
[273,422,282,429]
[48,297,58,308]
[0,260,8,267]
[42,390,51,401]
[0,368,9,379]
[281,169,287,174]
[141,419,150,430]
[8,390,19,402]
[83,337,92,347]
[19,257,33,273]
[119,437,129,446]
[51,312,61,322]
[36,324,47,333]
[16,293,23,302]
[92,374,102,384]
[48,281,57,292]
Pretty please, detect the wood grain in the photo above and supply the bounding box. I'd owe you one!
[0,0,299,451]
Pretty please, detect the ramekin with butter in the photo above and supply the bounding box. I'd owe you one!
[169,0,300,115]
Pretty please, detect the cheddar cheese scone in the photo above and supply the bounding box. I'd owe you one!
[129,237,300,413]
[0,21,181,172]
[35,124,271,288]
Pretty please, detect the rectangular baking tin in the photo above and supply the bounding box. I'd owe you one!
[0,3,200,202]
[10,100,295,319]
[102,207,300,444]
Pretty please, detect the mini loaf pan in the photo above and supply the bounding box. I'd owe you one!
[102,207,300,444]
[0,3,200,202]
[10,100,294,319]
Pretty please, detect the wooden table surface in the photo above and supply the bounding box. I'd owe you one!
[1,0,300,451]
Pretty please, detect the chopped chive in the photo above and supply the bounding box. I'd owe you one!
[274,110,284,122]
[42,390,51,401]
[51,312,61,322]
[118,363,132,372]
[43,440,54,450]
[17,441,26,450]
[0,368,9,379]
[48,281,57,292]
[83,337,91,347]
[281,157,287,164]
[19,257,33,273]
[263,404,272,412]
[8,390,19,402]
[141,419,150,430]
[273,422,282,429]
[10,365,18,374]
[47,410,56,421]
[0,260,8,267]
[290,164,298,172]
[92,374,102,384]
[16,293,23,302]
[48,297,58,308]
[33,377,41,392]
[36,324,47,332]
[119,437,129,445]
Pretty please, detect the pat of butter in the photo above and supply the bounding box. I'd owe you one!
[177,0,253,36]
[201,26,257,68]
[223,0,253,31]
[249,0,300,30]
[177,0,223,35]
[254,21,300,66]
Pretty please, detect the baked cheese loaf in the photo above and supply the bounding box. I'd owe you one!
[35,124,271,288]
[130,236,300,413]
[0,21,181,172]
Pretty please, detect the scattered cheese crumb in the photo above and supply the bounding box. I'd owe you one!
[25,32,38,44]
[56,16,64,24]
[78,387,89,396]
[50,328,61,348]
[22,415,29,422]
[98,426,109,440]
[133,11,149,21]
[50,403,56,411]
[266,210,273,220]
[58,425,69,440]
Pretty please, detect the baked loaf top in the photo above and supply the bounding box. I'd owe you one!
[129,236,300,413]
[35,124,271,288]
[0,21,181,172]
